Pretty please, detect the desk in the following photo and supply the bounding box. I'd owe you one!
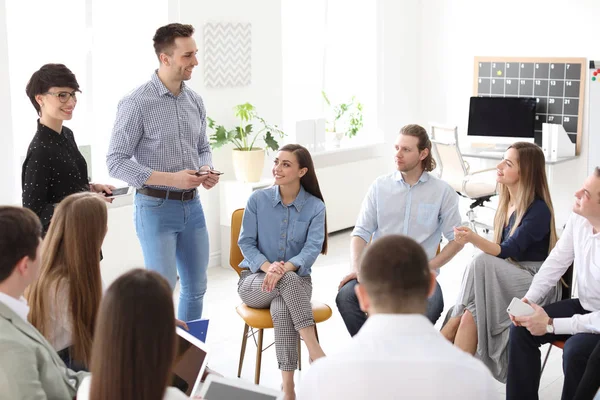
[460,147,578,165]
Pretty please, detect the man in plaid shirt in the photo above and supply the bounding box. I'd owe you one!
[107,23,218,322]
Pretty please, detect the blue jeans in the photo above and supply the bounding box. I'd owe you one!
[134,193,209,321]
[335,278,444,336]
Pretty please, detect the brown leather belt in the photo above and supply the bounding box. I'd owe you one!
[137,187,197,201]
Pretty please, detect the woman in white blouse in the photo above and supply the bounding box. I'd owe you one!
[78,269,188,400]
[27,192,107,371]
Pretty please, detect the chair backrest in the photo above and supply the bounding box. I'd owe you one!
[560,263,574,300]
[430,123,459,143]
[431,140,469,193]
[230,208,245,277]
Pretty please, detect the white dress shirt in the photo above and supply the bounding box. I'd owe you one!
[77,376,189,399]
[352,171,461,261]
[0,292,30,322]
[525,213,600,334]
[297,314,496,400]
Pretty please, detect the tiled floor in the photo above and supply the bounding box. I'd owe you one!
[173,208,566,399]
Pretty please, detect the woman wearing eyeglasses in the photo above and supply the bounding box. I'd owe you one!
[22,64,114,233]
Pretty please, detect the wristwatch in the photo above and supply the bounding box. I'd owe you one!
[546,318,555,334]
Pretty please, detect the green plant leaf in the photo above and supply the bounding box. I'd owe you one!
[207,117,217,129]
[209,125,230,149]
[207,102,286,151]
[264,131,279,152]
[321,93,364,139]
[235,103,256,122]
[321,90,331,106]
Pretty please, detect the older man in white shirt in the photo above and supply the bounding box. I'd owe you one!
[507,168,600,400]
[298,234,495,400]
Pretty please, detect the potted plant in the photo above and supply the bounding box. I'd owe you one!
[321,91,364,148]
[208,103,285,182]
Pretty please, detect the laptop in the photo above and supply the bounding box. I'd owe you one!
[171,326,210,396]
[199,375,284,400]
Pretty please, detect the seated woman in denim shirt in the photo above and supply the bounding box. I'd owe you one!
[237,144,328,400]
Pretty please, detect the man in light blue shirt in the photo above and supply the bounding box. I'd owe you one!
[336,124,463,336]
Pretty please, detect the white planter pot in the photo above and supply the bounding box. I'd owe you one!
[329,131,345,148]
[232,148,265,182]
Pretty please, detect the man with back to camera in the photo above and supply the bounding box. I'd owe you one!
[107,23,219,322]
[336,124,464,335]
[507,168,600,400]
[297,234,495,399]
[0,206,88,399]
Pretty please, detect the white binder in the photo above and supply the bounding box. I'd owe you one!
[542,123,576,161]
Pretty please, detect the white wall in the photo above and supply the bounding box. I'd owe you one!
[378,0,422,145]
[0,0,15,204]
[411,0,599,227]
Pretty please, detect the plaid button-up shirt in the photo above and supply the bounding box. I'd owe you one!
[107,71,212,190]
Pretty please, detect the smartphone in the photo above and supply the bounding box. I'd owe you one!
[506,297,534,317]
[103,187,131,198]
[195,169,224,176]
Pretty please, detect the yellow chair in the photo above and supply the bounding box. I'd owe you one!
[230,208,332,384]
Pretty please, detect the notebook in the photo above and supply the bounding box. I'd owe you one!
[185,318,209,342]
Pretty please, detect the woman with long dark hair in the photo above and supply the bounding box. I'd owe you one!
[237,144,328,400]
[77,269,187,400]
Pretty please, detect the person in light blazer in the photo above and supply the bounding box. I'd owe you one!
[237,144,328,400]
[0,206,88,399]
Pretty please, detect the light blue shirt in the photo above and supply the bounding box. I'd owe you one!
[352,171,461,261]
[238,185,326,276]
[106,71,213,190]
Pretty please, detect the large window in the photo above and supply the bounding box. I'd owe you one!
[282,0,379,149]
[6,0,89,183]
[5,0,167,202]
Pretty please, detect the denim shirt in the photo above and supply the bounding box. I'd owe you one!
[238,185,326,276]
[352,171,461,261]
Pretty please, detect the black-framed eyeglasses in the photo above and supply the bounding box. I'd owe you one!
[45,91,78,103]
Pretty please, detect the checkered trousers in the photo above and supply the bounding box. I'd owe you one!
[238,270,314,371]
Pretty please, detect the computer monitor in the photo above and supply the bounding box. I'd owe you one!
[467,97,537,147]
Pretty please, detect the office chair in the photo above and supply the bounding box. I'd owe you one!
[430,124,497,234]
[540,263,575,376]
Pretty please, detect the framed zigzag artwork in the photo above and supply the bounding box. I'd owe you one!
[204,22,252,88]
